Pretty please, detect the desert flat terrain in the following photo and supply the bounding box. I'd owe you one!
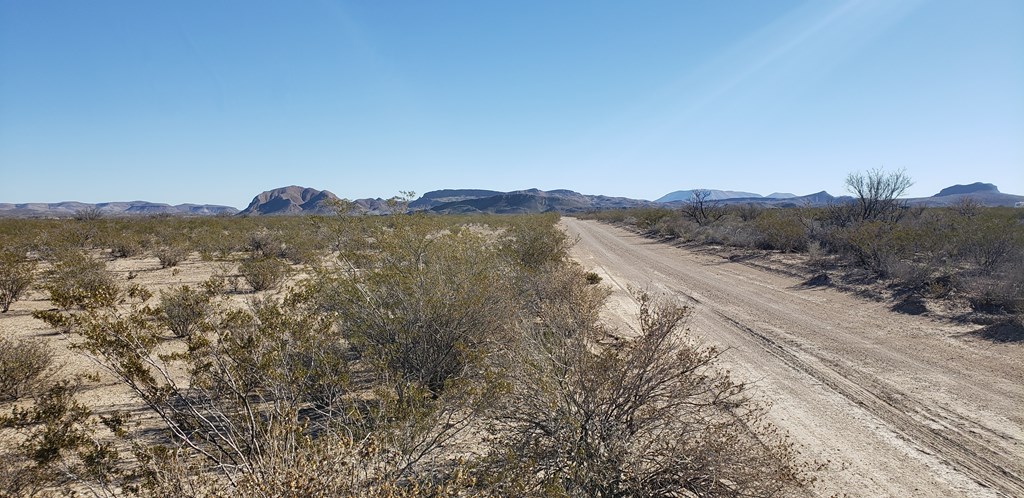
[564,218,1023,498]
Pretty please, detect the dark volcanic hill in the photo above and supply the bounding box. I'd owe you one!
[240,186,401,215]
[240,186,342,215]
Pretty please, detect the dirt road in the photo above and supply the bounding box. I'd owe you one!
[563,218,1023,498]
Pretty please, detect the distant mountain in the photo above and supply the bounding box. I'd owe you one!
[240,186,405,216]
[0,200,238,218]
[655,189,762,203]
[6,181,1018,220]
[408,189,504,210]
[424,188,653,215]
[907,183,1023,207]
[240,186,338,215]
[933,182,999,197]
[655,190,842,207]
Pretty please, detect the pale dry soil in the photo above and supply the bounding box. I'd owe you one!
[564,218,1023,498]
[0,254,294,424]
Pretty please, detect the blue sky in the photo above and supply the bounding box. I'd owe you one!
[1,0,1021,207]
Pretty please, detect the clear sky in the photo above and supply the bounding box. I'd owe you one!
[1,0,1022,207]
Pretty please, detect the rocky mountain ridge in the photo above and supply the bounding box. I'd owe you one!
[3,182,1020,218]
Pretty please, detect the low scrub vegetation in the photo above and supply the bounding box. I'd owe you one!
[582,170,1024,319]
[0,250,36,313]
[1,212,812,496]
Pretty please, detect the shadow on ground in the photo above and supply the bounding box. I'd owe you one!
[800,273,831,288]
[959,320,1024,343]
[891,294,928,315]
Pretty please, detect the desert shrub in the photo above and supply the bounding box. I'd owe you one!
[155,245,188,268]
[502,213,572,270]
[486,292,810,496]
[72,207,104,221]
[40,278,477,495]
[323,219,520,394]
[756,210,808,252]
[735,203,764,222]
[630,207,673,231]
[0,250,36,313]
[0,379,119,496]
[239,256,288,292]
[159,285,212,337]
[954,211,1023,272]
[110,237,143,258]
[961,262,1024,313]
[831,221,929,277]
[0,338,54,402]
[41,251,119,310]
[244,228,286,258]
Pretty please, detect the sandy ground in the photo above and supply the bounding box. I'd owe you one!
[0,253,285,418]
[563,218,1023,498]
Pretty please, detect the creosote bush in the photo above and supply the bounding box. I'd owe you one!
[155,245,188,268]
[239,256,288,292]
[485,291,810,496]
[0,337,55,402]
[41,251,119,311]
[0,250,36,313]
[159,285,212,337]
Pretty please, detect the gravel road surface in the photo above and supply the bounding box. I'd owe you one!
[564,218,1023,497]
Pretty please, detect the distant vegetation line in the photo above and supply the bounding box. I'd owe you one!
[579,170,1024,326]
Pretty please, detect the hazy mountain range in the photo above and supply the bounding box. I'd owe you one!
[0,201,239,218]
[1,182,1020,218]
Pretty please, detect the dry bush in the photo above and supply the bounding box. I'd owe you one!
[239,256,288,291]
[755,210,808,252]
[0,249,36,313]
[0,338,55,402]
[501,213,573,270]
[159,285,212,337]
[0,379,119,497]
[155,245,188,268]
[40,251,119,310]
[486,291,810,497]
[843,168,913,224]
[320,217,520,395]
[110,237,143,258]
[681,189,727,226]
[39,276,477,495]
